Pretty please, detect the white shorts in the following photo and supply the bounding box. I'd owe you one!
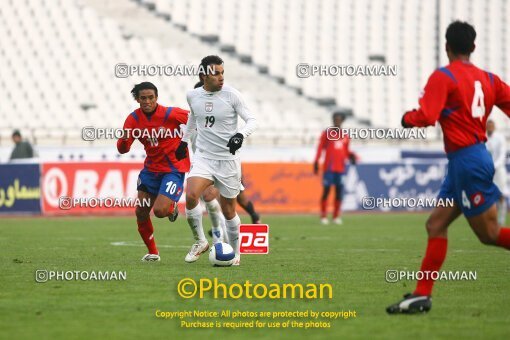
[188,153,242,198]
[494,167,508,196]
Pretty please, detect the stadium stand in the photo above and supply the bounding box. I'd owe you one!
[0,0,334,148]
[148,0,510,132]
[1,0,509,150]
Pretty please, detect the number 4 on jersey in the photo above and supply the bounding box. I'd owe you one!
[471,80,485,119]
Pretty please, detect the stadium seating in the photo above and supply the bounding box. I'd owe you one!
[1,0,509,149]
[0,0,334,147]
[151,0,510,131]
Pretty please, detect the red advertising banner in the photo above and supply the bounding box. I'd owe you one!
[40,162,321,215]
[41,162,144,215]
[241,163,321,214]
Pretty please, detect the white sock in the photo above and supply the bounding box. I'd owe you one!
[226,214,241,256]
[185,204,206,242]
[498,199,507,226]
[205,199,228,242]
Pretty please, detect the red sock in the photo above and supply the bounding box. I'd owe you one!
[137,218,158,255]
[414,237,448,296]
[497,228,510,249]
[333,199,341,219]
[320,199,327,218]
[168,202,176,216]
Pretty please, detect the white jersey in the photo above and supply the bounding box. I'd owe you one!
[182,84,257,160]
[487,131,507,171]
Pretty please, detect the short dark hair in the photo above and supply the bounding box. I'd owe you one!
[12,129,21,138]
[131,82,158,100]
[199,55,223,81]
[445,21,476,55]
[332,112,346,121]
[194,81,204,89]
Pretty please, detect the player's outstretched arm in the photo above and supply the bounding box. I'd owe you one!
[493,74,510,117]
[173,107,191,160]
[226,88,257,155]
[313,131,326,174]
[345,137,358,165]
[402,70,452,128]
[176,98,196,160]
[232,88,258,138]
[117,115,136,154]
[401,112,415,128]
[182,96,198,145]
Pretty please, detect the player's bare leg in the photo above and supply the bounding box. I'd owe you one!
[387,204,461,314]
[332,183,343,225]
[135,190,159,261]
[152,194,179,222]
[220,195,241,265]
[184,177,214,262]
[391,203,510,311]
[467,203,510,249]
[237,191,261,224]
[203,185,227,244]
[320,185,331,224]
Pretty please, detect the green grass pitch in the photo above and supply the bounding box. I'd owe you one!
[1,214,509,339]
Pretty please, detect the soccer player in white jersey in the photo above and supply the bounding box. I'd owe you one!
[189,81,228,245]
[175,55,258,265]
[486,119,508,225]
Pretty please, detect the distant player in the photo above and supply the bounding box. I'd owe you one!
[314,112,356,225]
[486,119,508,225]
[387,21,510,314]
[117,82,190,262]
[176,55,257,265]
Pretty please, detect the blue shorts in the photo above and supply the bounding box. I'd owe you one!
[137,169,185,202]
[323,171,344,187]
[438,143,501,217]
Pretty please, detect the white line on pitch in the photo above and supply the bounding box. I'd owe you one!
[111,241,189,248]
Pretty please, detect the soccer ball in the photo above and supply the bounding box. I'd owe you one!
[209,242,235,266]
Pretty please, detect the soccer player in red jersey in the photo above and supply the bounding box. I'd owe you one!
[314,112,356,225]
[117,82,190,262]
[387,21,510,314]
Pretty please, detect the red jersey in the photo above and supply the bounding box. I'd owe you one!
[404,60,510,153]
[314,131,352,173]
[117,104,190,173]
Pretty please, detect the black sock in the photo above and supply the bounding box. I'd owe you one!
[244,201,260,223]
